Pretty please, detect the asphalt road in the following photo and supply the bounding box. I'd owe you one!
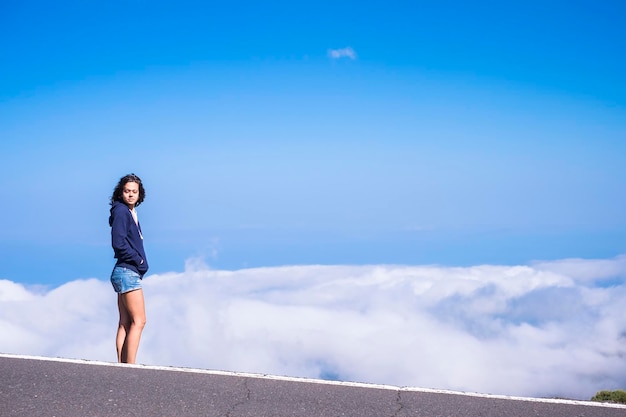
[1,354,625,417]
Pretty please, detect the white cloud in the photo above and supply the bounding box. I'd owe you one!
[1,258,625,400]
[532,254,626,283]
[0,279,37,302]
[328,47,357,60]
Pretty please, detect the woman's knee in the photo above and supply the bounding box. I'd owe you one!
[132,315,147,329]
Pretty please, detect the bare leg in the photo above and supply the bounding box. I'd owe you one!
[116,294,130,362]
[117,289,146,364]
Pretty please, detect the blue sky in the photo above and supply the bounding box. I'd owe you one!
[1,0,625,286]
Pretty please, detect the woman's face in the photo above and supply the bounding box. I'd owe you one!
[122,181,140,208]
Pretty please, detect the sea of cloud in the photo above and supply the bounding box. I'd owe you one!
[1,255,625,400]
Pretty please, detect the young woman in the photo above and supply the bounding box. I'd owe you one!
[109,173,149,364]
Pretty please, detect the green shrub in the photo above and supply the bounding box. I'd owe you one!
[591,390,626,404]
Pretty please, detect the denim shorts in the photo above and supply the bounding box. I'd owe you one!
[110,266,142,294]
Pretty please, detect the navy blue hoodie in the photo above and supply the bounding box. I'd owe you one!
[109,201,149,277]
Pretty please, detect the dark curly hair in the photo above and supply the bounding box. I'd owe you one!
[110,173,146,207]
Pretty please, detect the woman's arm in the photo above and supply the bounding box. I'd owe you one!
[110,206,143,267]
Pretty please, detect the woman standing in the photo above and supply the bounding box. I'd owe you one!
[109,173,149,364]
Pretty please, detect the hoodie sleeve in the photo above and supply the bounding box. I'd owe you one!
[110,204,144,267]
